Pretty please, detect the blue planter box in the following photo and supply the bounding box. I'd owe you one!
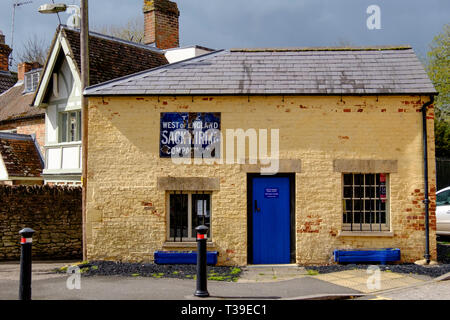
[154,251,218,265]
[334,248,400,264]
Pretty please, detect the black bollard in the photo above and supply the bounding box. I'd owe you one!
[194,225,209,298]
[19,228,35,301]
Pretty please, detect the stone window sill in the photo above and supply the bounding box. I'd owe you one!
[163,241,216,249]
[338,231,394,238]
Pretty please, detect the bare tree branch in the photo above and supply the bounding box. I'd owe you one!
[15,34,49,67]
[95,16,144,44]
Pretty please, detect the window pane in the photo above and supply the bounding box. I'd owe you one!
[343,186,353,198]
[437,190,450,206]
[344,199,352,211]
[191,194,211,238]
[60,113,67,142]
[354,185,363,198]
[354,199,362,211]
[365,174,375,186]
[365,186,375,198]
[169,194,188,240]
[343,174,353,185]
[69,112,77,142]
[354,174,363,186]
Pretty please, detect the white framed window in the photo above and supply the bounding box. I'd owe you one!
[342,173,390,231]
[24,70,41,93]
[166,191,211,242]
[59,111,81,143]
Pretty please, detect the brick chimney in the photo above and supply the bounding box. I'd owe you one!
[0,31,12,72]
[18,62,33,81]
[143,0,180,49]
[18,62,41,81]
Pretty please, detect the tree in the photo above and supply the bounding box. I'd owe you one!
[15,34,49,67]
[95,16,145,44]
[427,24,450,158]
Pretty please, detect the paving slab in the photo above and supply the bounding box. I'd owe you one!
[238,264,307,283]
[314,269,431,294]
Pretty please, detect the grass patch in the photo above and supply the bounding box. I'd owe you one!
[151,273,165,278]
[306,269,319,276]
[230,267,241,275]
[131,273,140,277]
[80,267,90,274]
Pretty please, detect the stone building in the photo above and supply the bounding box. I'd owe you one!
[83,46,438,265]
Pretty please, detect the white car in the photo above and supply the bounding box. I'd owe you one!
[437,186,450,236]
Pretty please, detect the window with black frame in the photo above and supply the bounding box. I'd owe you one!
[168,192,211,242]
[342,173,389,231]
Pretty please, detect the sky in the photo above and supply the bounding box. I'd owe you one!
[0,0,449,69]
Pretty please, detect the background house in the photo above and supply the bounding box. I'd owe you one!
[32,0,212,186]
[0,132,43,185]
[0,62,45,151]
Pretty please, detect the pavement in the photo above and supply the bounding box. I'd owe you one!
[0,261,449,300]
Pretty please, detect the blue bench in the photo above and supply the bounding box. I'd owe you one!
[334,248,400,264]
[154,251,218,265]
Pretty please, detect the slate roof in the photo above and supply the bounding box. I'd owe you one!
[62,27,169,86]
[0,71,17,95]
[0,82,44,123]
[0,133,43,178]
[84,46,437,96]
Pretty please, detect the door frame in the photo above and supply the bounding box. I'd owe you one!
[247,173,296,264]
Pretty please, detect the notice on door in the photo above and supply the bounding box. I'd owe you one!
[264,188,279,199]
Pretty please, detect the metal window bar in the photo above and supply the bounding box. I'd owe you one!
[379,183,382,232]
[351,174,354,231]
[359,174,363,231]
[369,174,372,232]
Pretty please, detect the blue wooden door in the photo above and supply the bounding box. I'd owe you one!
[252,177,291,264]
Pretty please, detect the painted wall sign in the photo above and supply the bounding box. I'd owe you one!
[264,187,279,199]
[160,112,221,158]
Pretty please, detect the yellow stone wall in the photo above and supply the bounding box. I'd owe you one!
[86,95,437,265]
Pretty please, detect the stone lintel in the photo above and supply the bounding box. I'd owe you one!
[333,159,398,173]
[240,159,301,173]
[157,177,220,191]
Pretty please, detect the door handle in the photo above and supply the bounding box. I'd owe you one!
[254,200,261,212]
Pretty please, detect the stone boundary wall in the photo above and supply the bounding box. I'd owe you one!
[0,185,82,260]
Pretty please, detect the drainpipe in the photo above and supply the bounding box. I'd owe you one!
[421,96,434,264]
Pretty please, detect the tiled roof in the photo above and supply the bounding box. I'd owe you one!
[0,82,44,123]
[0,71,17,95]
[62,27,169,86]
[85,46,437,96]
[0,133,43,178]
